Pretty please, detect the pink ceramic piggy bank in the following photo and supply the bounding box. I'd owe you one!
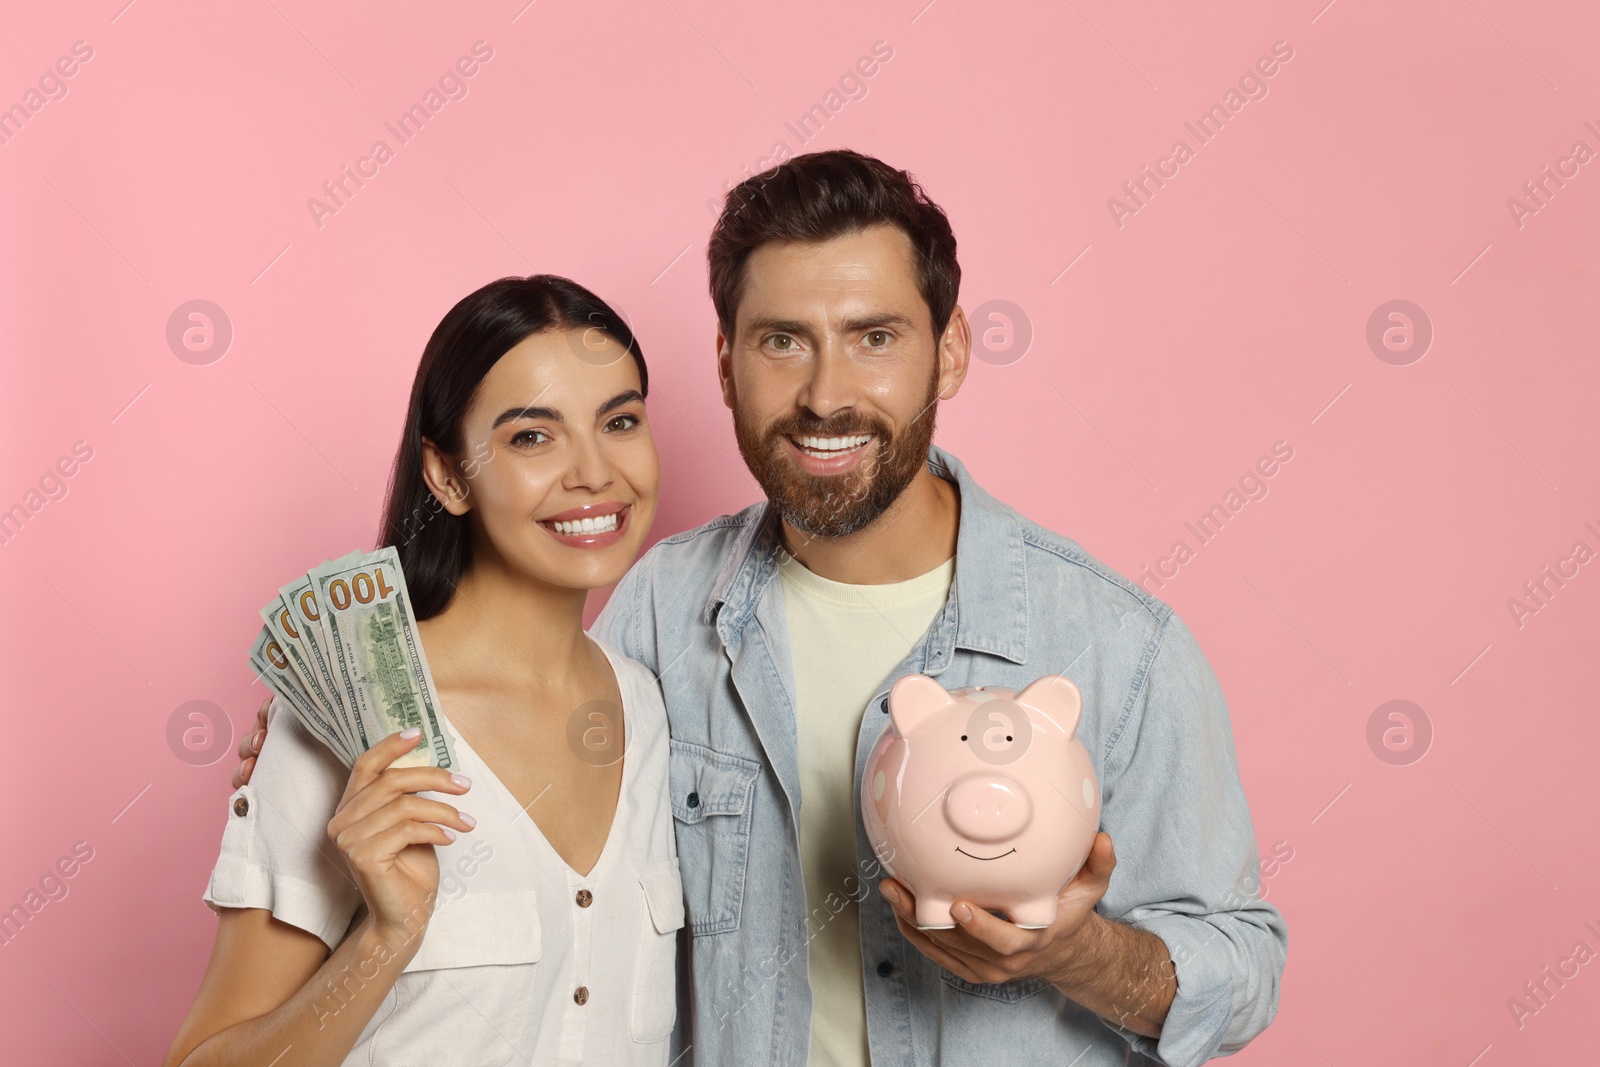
[861,672,1100,929]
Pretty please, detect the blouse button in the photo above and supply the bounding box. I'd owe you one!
[233,797,249,817]
[576,889,593,908]
[686,791,700,809]
[574,985,589,1005]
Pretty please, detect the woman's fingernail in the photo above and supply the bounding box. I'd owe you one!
[951,902,973,923]
[400,727,421,740]
[450,774,471,790]
[442,827,457,842]
[880,883,900,905]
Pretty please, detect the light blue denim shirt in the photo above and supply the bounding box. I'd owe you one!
[592,444,1287,1067]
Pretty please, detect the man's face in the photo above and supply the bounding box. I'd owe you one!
[717,224,968,539]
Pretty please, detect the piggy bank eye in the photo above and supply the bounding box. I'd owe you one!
[960,734,968,741]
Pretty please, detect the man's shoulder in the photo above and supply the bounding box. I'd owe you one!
[628,501,766,586]
[1008,506,1175,630]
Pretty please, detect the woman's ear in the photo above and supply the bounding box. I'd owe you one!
[420,437,472,517]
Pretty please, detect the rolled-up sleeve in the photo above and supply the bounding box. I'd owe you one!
[1095,611,1288,1067]
[203,699,363,950]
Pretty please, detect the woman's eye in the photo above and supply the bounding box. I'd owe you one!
[606,414,641,432]
[510,429,549,447]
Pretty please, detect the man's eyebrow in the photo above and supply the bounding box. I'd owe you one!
[490,389,644,429]
[839,313,916,333]
[742,317,813,337]
[741,313,916,336]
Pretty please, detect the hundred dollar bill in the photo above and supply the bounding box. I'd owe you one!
[259,594,356,756]
[311,546,456,770]
[274,569,362,754]
[249,625,354,765]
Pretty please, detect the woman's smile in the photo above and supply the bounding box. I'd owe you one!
[536,500,633,549]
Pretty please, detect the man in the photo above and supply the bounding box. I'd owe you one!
[235,150,1286,1066]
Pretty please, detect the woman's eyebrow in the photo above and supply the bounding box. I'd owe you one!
[596,389,644,416]
[491,404,560,428]
[491,390,643,429]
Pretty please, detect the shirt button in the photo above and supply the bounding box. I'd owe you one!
[686,791,700,809]
[877,960,894,977]
[233,797,249,817]
[576,889,593,908]
[574,985,589,1005]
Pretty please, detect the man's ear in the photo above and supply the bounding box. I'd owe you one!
[715,327,736,411]
[420,437,472,517]
[936,305,972,402]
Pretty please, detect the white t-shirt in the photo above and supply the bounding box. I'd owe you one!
[203,635,684,1066]
[777,548,955,1067]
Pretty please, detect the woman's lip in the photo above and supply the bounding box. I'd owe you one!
[537,503,631,548]
[541,500,629,522]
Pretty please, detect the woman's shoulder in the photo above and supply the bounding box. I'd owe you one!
[251,698,353,805]
[589,634,669,723]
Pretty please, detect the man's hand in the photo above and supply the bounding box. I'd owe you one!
[880,831,1116,988]
[231,698,271,789]
[879,832,1176,1038]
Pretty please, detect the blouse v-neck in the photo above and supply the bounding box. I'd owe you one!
[442,635,632,881]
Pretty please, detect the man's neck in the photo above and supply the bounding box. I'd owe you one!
[778,467,960,585]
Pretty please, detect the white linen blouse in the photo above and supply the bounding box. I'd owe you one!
[203,635,684,1066]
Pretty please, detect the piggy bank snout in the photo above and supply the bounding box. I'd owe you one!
[944,774,1033,842]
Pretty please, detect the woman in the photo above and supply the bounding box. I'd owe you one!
[165,276,683,1066]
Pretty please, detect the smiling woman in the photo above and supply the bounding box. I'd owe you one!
[166,276,684,1067]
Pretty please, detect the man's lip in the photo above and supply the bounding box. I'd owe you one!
[783,432,875,448]
[539,501,629,523]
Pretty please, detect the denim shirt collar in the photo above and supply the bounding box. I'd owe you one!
[700,444,1029,666]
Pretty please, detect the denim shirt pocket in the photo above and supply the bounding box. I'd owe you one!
[941,971,1053,1004]
[668,738,761,936]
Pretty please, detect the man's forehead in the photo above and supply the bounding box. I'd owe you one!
[739,225,922,321]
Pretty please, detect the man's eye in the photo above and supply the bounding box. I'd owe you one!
[865,330,891,347]
[511,429,549,447]
[767,335,795,351]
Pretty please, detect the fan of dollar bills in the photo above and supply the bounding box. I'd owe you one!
[249,546,457,770]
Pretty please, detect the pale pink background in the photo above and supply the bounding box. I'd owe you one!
[2,0,1596,1062]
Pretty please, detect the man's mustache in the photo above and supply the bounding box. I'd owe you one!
[765,418,885,439]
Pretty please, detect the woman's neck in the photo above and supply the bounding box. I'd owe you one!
[419,553,594,692]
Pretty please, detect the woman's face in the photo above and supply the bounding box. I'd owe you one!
[429,327,659,592]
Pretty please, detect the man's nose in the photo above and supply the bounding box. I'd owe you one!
[796,341,858,420]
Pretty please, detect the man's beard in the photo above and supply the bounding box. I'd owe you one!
[732,368,940,540]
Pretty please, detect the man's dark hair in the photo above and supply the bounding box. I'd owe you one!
[707,149,960,339]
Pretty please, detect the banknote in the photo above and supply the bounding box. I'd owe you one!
[248,547,455,770]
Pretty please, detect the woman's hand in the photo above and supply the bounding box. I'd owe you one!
[326,727,474,956]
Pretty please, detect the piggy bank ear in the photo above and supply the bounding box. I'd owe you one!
[1015,674,1083,737]
[887,673,955,736]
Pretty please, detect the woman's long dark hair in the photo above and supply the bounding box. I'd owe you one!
[379,275,646,619]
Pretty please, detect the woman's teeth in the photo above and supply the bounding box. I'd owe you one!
[550,512,619,536]
[794,433,871,457]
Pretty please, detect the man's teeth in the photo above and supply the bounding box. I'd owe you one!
[795,433,871,456]
[551,512,620,535]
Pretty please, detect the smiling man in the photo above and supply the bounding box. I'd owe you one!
[595,151,1287,1066]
